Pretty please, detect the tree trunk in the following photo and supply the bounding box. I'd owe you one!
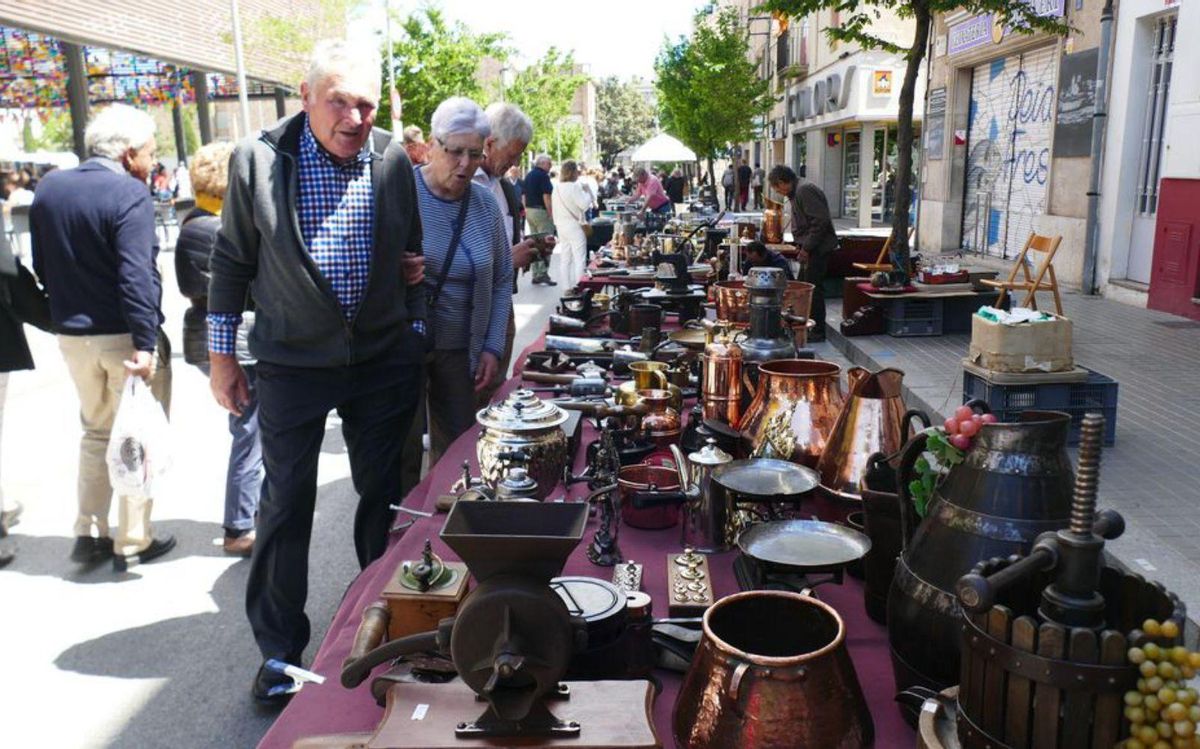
[707,156,715,189]
[891,1,932,282]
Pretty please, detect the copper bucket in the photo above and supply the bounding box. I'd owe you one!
[816,367,929,508]
[736,359,844,467]
[618,463,681,530]
[673,591,874,748]
[713,280,814,335]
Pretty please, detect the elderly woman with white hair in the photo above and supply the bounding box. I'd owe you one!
[415,96,514,463]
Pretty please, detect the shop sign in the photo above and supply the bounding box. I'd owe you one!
[873,70,893,95]
[787,66,856,123]
[947,1,1065,55]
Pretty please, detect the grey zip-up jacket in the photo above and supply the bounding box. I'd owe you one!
[208,114,425,368]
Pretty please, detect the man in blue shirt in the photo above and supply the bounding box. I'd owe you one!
[30,104,175,571]
[523,154,556,285]
[207,41,425,704]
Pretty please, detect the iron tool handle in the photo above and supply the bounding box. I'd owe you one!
[344,600,390,669]
[1093,508,1125,540]
[903,409,932,437]
[956,543,1058,614]
[521,371,579,384]
[895,430,931,547]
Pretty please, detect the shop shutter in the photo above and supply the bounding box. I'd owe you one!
[962,45,1058,258]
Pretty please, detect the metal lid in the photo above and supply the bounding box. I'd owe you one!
[476,389,568,432]
[690,438,733,467]
[745,266,786,291]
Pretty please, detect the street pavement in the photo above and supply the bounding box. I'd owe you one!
[0,245,562,748]
[828,289,1200,633]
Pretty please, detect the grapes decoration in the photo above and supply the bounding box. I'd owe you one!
[1123,618,1200,749]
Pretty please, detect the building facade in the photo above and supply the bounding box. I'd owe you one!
[917,1,1105,288]
[1096,0,1197,318]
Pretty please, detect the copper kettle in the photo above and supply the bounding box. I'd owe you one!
[737,359,844,467]
[700,323,744,425]
[815,367,928,506]
[673,591,874,748]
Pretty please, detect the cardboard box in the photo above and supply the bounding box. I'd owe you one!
[968,313,1073,373]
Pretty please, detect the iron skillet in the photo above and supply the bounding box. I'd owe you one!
[737,520,872,575]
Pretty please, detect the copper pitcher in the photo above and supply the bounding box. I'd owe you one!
[816,367,928,504]
[762,199,784,244]
[637,388,681,447]
[700,325,744,425]
[737,359,844,467]
[673,591,874,749]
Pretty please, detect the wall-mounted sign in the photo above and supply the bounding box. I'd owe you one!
[925,87,947,160]
[827,132,842,147]
[948,0,1065,55]
[787,66,856,123]
[873,70,892,95]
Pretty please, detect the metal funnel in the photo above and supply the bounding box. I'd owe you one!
[440,501,588,583]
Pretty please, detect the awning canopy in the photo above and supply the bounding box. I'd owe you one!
[629,132,697,163]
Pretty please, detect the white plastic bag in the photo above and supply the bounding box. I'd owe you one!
[106,375,172,497]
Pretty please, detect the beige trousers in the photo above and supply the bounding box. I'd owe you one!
[58,333,172,555]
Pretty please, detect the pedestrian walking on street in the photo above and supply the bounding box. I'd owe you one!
[552,160,593,289]
[0,228,52,567]
[30,104,176,571]
[206,40,426,704]
[664,167,686,207]
[410,96,513,466]
[737,159,752,211]
[752,162,765,210]
[173,140,261,557]
[768,164,838,342]
[721,165,734,211]
[523,153,556,285]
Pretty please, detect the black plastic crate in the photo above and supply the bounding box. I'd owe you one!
[961,367,1118,445]
[886,298,944,337]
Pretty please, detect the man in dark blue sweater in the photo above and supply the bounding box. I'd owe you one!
[31,103,175,571]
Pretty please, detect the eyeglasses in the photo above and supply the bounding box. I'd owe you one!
[436,138,484,163]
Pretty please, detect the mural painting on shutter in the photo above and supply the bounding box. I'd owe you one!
[962,46,1058,258]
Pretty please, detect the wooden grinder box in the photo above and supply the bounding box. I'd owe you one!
[380,559,470,639]
[968,313,1073,374]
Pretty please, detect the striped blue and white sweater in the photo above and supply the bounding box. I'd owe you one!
[415,167,513,373]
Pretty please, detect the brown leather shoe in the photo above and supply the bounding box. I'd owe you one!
[223,531,255,557]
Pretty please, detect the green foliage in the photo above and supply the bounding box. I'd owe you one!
[25,111,72,152]
[505,48,588,159]
[595,77,656,168]
[238,0,361,84]
[907,430,965,517]
[654,6,774,180]
[377,7,510,132]
[182,105,201,155]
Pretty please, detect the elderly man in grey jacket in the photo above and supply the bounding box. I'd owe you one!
[207,40,425,704]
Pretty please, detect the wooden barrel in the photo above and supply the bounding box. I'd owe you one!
[956,559,1185,749]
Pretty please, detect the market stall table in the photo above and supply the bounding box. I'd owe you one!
[257,334,915,749]
[860,283,1002,337]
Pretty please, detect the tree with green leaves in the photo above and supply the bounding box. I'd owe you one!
[595,77,656,168]
[504,48,588,161]
[232,0,358,84]
[654,6,774,183]
[755,0,1068,278]
[377,7,510,132]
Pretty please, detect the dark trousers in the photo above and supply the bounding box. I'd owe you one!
[804,250,829,334]
[247,348,421,661]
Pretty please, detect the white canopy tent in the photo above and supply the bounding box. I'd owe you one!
[629,133,696,163]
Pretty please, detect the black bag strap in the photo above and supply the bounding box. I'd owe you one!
[428,188,470,310]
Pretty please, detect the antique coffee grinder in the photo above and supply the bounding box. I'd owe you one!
[340,502,658,746]
[648,250,706,322]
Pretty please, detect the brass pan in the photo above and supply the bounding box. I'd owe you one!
[668,327,707,350]
[616,380,683,412]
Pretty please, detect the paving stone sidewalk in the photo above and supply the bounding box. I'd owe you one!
[826,291,1200,620]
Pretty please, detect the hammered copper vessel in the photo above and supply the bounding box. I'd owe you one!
[637,388,681,447]
[816,367,927,504]
[673,591,874,749]
[712,279,814,330]
[737,359,844,467]
[700,326,744,425]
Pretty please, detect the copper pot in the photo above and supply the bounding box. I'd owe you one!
[673,591,874,749]
[737,359,844,467]
[701,325,744,425]
[637,388,681,447]
[618,463,681,529]
[712,280,815,331]
[815,367,929,506]
[762,201,784,244]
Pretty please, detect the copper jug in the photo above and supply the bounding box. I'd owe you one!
[637,388,681,447]
[816,367,928,504]
[762,198,784,244]
[737,359,844,467]
[673,591,873,749]
[700,324,743,425]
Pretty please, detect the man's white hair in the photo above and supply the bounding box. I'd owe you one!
[430,97,490,141]
[534,153,552,168]
[485,102,532,147]
[84,104,157,161]
[304,39,381,96]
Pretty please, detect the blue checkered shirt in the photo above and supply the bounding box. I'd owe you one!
[208,117,379,354]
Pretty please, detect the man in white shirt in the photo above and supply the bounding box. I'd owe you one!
[472,102,550,403]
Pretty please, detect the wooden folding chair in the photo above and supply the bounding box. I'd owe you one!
[852,226,914,274]
[979,232,1064,315]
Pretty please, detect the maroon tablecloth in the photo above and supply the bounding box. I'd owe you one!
[257,337,916,749]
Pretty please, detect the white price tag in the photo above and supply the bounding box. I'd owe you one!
[411,703,429,721]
